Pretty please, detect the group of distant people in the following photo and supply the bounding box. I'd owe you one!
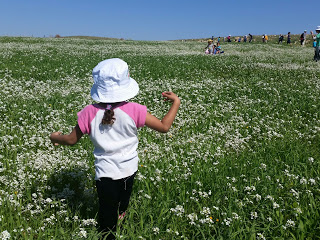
[261,34,269,43]
[278,30,318,47]
[277,31,293,45]
[225,34,253,43]
[278,27,320,61]
[204,26,320,61]
[204,39,224,55]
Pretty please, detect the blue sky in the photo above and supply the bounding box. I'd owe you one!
[0,0,318,40]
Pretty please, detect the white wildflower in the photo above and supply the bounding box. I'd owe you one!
[260,163,267,170]
[250,212,258,219]
[144,194,152,199]
[273,202,280,209]
[81,218,97,226]
[200,207,211,216]
[294,207,302,214]
[152,227,159,235]
[309,179,316,185]
[266,195,274,201]
[223,218,232,226]
[255,194,261,201]
[78,228,87,238]
[0,230,11,240]
[170,205,184,217]
[232,212,240,220]
[290,189,299,198]
[257,233,266,240]
[285,219,295,228]
[187,213,198,225]
[300,178,307,184]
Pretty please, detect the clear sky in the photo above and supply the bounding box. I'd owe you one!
[0,0,318,41]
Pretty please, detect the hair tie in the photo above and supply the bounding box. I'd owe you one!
[106,104,112,110]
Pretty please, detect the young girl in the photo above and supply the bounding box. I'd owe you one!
[204,39,214,54]
[50,58,180,239]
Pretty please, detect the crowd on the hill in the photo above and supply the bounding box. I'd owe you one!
[204,26,320,61]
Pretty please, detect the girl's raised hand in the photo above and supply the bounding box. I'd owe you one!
[50,132,62,146]
[145,92,180,133]
[162,91,180,102]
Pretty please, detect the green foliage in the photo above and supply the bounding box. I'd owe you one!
[0,36,319,239]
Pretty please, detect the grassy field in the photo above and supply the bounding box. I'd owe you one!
[0,37,319,240]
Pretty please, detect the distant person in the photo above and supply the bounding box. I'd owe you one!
[300,32,304,45]
[204,39,214,54]
[300,30,307,46]
[249,33,253,43]
[265,34,268,43]
[217,36,220,42]
[238,37,241,42]
[227,35,231,42]
[214,42,224,54]
[262,35,265,43]
[278,34,284,44]
[244,35,247,42]
[311,26,320,61]
[287,32,291,44]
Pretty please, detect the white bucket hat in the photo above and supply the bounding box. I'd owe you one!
[91,58,139,103]
[316,26,320,31]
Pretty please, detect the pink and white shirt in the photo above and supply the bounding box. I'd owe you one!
[77,102,147,180]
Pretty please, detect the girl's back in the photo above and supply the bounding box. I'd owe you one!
[78,102,147,180]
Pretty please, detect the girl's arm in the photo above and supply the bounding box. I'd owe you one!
[145,91,180,133]
[310,31,316,39]
[50,124,84,146]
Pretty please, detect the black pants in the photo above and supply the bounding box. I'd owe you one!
[314,46,320,61]
[96,172,136,239]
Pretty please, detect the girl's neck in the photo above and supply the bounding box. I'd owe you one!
[98,101,125,108]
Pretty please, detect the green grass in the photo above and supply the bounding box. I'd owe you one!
[0,36,319,239]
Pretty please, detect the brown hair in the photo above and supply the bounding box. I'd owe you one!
[101,104,116,125]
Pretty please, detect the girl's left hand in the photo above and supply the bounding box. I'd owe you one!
[50,132,62,146]
[162,91,180,103]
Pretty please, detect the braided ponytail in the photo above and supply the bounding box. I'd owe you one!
[101,104,116,125]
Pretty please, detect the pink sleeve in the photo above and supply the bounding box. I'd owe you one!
[77,105,99,135]
[135,104,147,128]
[119,102,147,128]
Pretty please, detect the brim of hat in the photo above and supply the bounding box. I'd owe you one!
[91,77,139,103]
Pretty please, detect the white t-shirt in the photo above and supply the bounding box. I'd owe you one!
[77,102,147,180]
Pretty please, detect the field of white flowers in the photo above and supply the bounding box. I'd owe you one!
[0,37,319,239]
